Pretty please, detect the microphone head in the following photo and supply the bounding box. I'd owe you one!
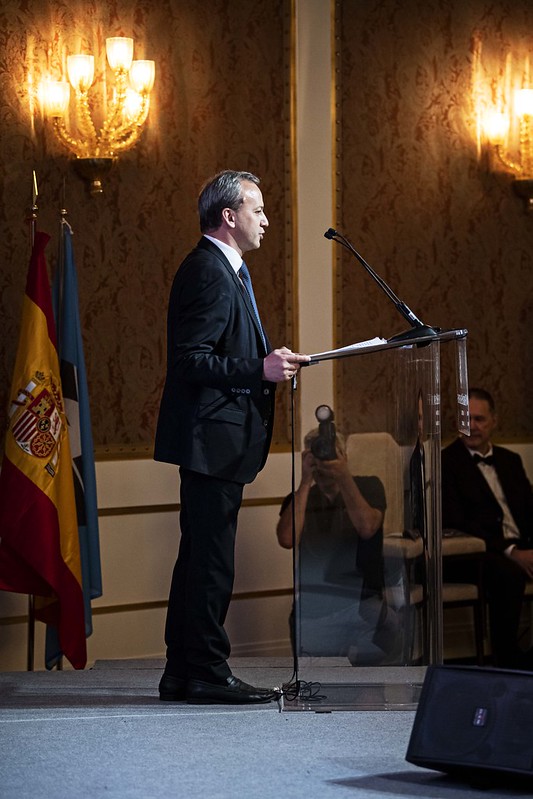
[324,228,336,239]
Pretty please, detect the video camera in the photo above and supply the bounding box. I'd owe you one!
[310,404,337,461]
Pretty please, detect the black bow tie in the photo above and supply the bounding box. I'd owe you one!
[473,453,494,466]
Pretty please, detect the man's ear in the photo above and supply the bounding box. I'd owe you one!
[221,207,236,227]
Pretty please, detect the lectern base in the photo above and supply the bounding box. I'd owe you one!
[282,681,423,712]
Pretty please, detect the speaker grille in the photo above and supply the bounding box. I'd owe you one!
[406,665,533,776]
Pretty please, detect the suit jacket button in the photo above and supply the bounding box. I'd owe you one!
[246,389,251,394]
[263,388,270,395]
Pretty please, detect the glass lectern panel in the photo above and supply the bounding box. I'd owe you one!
[284,332,467,711]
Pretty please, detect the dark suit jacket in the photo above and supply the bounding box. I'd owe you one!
[441,437,533,553]
[154,237,275,484]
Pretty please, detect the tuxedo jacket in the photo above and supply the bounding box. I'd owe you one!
[154,237,275,484]
[441,437,533,553]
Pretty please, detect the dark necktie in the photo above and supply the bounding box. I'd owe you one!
[239,262,266,349]
[473,453,494,466]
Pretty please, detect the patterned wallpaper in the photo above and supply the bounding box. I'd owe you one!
[335,0,533,442]
[2,0,532,456]
[0,0,294,456]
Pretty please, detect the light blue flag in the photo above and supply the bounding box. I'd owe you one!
[47,218,102,668]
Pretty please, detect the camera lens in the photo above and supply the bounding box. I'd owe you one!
[315,404,333,422]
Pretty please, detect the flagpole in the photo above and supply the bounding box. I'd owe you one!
[56,180,67,346]
[26,171,39,671]
[54,186,68,673]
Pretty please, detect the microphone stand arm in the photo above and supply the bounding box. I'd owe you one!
[326,229,440,342]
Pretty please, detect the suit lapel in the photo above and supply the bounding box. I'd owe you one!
[196,237,269,354]
[492,448,517,518]
[237,279,270,354]
[455,439,501,507]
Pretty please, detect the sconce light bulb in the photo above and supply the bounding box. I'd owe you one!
[484,110,509,145]
[67,54,95,92]
[515,88,533,118]
[129,60,155,94]
[106,37,134,72]
[123,88,143,120]
[42,79,71,117]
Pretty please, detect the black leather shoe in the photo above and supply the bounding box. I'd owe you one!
[186,676,279,705]
[159,673,187,701]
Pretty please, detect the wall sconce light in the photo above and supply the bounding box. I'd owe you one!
[483,88,533,211]
[474,38,533,213]
[41,37,155,195]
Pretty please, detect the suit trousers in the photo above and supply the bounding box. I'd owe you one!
[444,549,527,667]
[164,467,244,683]
[483,550,527,667]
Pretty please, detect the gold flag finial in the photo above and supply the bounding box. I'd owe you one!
[29,170,39,247]
[32,170,38,206]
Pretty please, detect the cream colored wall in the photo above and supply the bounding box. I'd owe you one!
[3,438,531,670]
[0,455,298,670]
[93,456,299,664]
[295,0,336,435]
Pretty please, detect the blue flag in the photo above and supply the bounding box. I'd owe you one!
[48,218,102,668]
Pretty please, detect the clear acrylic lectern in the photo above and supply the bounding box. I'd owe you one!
[282,329,469,711]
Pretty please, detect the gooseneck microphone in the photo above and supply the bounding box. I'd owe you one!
[324,228,440,342]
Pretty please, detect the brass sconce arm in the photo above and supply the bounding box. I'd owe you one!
[101,97,151,155]
[486,115,533,211]
[52,118,93,159]
[493,144,523,176]
[72,88,98,154]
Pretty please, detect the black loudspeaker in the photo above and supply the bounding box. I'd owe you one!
[406,664,533,787]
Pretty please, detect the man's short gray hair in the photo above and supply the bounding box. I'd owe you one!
[469,387,496,414]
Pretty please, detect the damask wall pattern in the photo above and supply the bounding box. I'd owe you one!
[0,0,294,455]
[335,0,533,442]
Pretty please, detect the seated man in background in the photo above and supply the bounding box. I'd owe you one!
[442,387,533,670]
[276,424,400,665]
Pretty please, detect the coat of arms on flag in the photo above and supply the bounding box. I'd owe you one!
[9,372,65,474]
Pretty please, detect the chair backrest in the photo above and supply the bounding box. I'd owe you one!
[346,432,404,535]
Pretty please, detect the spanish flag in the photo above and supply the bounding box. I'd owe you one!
[0,231,86,669]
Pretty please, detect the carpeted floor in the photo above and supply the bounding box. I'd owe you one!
[0,658,530,799]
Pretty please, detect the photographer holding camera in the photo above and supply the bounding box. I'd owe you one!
[276,407,400,665]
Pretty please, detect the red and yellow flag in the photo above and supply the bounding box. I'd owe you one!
[0,232,86,668]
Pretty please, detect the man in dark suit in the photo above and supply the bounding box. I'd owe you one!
[154,170,309,704]
[442,388,533,670]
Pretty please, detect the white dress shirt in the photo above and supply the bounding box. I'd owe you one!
[469,446,520,555]
[203,234,242,274]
